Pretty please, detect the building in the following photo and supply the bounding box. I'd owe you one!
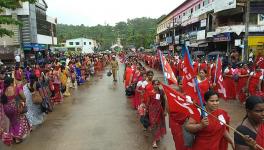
[156,0,264,59]
[65,38,97,54]
[0,0,57,62]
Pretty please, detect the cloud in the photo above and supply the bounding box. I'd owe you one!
[45,0,185,26]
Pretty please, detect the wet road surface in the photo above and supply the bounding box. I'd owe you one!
[0,64,245,150]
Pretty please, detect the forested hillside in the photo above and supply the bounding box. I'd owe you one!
[57,16,166,50]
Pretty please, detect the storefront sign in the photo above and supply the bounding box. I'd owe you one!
[235,39,242,46]
[213,33,231,42]
[197,30,206,40]
[248,36,264,46]
[258,14,264,25]
[166,37,173,44]
[175,35,180,44]
[200,19,207,27]
[23,43,47,51]
[188,32,197,44]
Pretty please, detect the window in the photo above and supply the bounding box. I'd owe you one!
[89,42,92,45]
[76,42,80,45]
[195,4,201,10]
[69,42,73,45]
[203,0,209,6]
[84,42,86,45]
[191,8,193,13]
[183,12,186,16]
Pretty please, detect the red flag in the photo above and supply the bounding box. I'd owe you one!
[161,55,178,85]
[161,83,200,121]
[215,57,227,98]
[182,53,198,101]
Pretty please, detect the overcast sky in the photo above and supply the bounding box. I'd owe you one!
[45,0,185,26]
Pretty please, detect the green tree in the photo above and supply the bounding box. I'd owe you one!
[57,16,163,50]
[0,0,36,37]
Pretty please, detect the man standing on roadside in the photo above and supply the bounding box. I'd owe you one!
[110,55,119,82]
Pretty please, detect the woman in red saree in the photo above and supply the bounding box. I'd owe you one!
[132,71,146,109]
[224,64,236,100]
[234,96,264,150]
[247,66,263,96]
[197,69,211,105]
[51,64,63,104]
[237,64,250,103]
[169,112,191,150]
[123,63,133,89]
[148,80,166,148]
[185,90,234,150]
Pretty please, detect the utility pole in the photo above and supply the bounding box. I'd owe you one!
[244,0,250,61]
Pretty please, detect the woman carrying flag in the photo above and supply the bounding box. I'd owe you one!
[185,90,234,150]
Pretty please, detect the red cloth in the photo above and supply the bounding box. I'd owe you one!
[143,82,154,104]
[237,68,249,103]
[256,124,264,150]
[196,78,210,105]
[169,113,191,150]
[125,67,133,88]
[224,68,236,100]
[191,109,230,150]
[249,71,263,96]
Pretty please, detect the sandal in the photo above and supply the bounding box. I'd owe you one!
[152,143,158,148]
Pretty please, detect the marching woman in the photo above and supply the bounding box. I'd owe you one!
[224,63,237,100]
[237,64,250,103]
[185,90,234,150]
[131,69,146,109]
[51,64,63,104]
[1,77,31,144]
[247,65,263,96]
[196,69,211,105]
[123,63,133,89]
[24,74,45,127]
[234,96,264,150]
[148,80,166,148]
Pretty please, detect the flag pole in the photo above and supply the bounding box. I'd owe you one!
[184,45,206,117]
[159,50,168,85]
[214,55,219,84]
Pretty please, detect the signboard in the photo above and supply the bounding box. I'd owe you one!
[235,39,242,46]
[189,32,197,44]
[197,30,206,40]
[214,0,236,13]
[200,19,207,27]
[23,43,47,51]
[166,37,173,44]
[258,14,264,25]
[175,35,180,44]
[213,33,231,42]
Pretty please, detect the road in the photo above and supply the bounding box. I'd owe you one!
[0,64,245,150]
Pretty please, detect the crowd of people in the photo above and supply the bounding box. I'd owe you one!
[121,51,263,150]
[0,53,111,146]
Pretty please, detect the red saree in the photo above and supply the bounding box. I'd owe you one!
[249,71,263,96]
[256,124,264,150]
[169,113,191,150]
[237,68,249,103]
[125,67,133,88]
[224,68,236,100]
[191,109,230,150]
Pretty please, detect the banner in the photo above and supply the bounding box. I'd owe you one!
[160,51,178,85]
[215,56,227,98]
[161,83,200,121]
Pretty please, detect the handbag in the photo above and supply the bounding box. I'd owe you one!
[182,119,195,147]
[140,113,150,129]
[107,71,112,77]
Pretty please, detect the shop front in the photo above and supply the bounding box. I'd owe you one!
[23,43,48,65]
[248,36,264,56]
